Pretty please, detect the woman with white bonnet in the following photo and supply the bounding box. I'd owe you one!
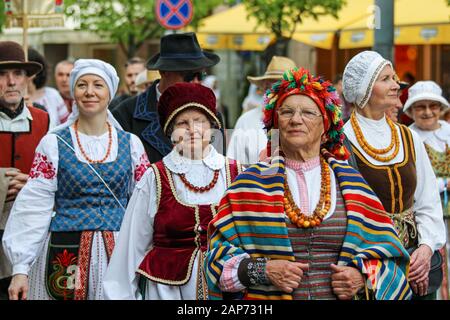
[406,81,450,298]
[2,59,149,300]
[342,51,446,300]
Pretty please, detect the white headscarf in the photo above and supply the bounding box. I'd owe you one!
[50,59,122,133]
[342,51,392,109]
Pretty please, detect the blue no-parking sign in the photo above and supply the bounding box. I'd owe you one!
[155,0,193,30]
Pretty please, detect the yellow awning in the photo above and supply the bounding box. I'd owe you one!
[194,0,450,51]
[194,4,269,34]
[193,4,273,51]
[196,33,273,51]
[339,0,450,48]
[292,0,372,49]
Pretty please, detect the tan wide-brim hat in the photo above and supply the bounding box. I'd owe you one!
[136,70,161,88]
[0,41,42,76]
[247,56,297,86]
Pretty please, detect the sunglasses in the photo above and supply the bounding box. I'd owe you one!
[183,71,207,82]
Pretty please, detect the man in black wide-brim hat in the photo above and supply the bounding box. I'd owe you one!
[112,32,222,163]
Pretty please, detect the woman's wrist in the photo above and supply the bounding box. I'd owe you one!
[237,258,271,287]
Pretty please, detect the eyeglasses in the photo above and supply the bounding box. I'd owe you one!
[277,107,323,121]
[412,103,442,113]
[183,71,207,82]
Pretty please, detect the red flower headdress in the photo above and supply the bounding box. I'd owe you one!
[263,67,349,160]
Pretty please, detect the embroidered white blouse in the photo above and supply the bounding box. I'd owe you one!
[2,125,149,276]
[344,112,446,252]
[103,146,232,300]
[227,107,268,166]
[34,87,70,126]
[409,120,450,192]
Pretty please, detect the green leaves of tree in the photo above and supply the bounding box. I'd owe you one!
[243,0,345,39]
[64,0,223,58]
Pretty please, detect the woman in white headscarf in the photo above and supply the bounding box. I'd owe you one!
[2,59,149,300]
[342,51,446,300]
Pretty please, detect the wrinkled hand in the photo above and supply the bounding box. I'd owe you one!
[6,170,28,201]
[330,264,365,300]
[258,148,269,162]
[409,245,433,296]
[409,245,433,282]
[8,274,29,300]
[266,260,309,293]
[410,277,429,296]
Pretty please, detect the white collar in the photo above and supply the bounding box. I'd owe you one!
[355,111,389,132]
[163,145,225,174]
[156,83,162,102]
[410,120,450,142]
[0,103,32,121]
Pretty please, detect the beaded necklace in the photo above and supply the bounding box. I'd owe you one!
[350,112,400,162]
[283,156,331,228]
[178,170,220,193]
[74,119,112,164]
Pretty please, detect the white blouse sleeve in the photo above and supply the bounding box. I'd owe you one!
[103,167,158,300]
[128,133,150,194]
[411,130,446,251]
[2,133,59,276]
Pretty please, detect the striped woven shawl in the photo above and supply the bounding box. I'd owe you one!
[205,151,412,300]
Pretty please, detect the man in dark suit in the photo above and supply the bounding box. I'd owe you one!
[112,32,220,163]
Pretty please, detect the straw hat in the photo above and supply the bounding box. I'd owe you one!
[135,70,160,89]
[247,56,296,86]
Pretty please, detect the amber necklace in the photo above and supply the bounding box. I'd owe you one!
[178,170,220,193]
[350,111,400,162]
[283,156,331,228]
[74,119,112,164]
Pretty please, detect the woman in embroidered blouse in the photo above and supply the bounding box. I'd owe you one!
[405,81,450,298]
[205,67,411,300]
[342,51,446,299]
[2,59,149,300]
[103,83,241,300]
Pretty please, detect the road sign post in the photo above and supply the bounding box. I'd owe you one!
[155,0,193,30]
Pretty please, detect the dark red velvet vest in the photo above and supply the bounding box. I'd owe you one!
[0,106,49,173]
[137,158,240,285]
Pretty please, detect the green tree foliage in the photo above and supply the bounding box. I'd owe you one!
[64,0,222,58]
[0,1,5,33]
[243,0,345,55]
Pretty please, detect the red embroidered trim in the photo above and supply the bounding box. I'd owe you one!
[74,231,93,300]
[102,231,115,263]
[29,153,56,179]
[134,153,150,182]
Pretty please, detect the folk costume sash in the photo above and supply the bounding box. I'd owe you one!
[137,158,240,287]
[205,150,412,300]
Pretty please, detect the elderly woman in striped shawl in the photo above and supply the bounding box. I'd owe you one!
[205,68,412,300]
